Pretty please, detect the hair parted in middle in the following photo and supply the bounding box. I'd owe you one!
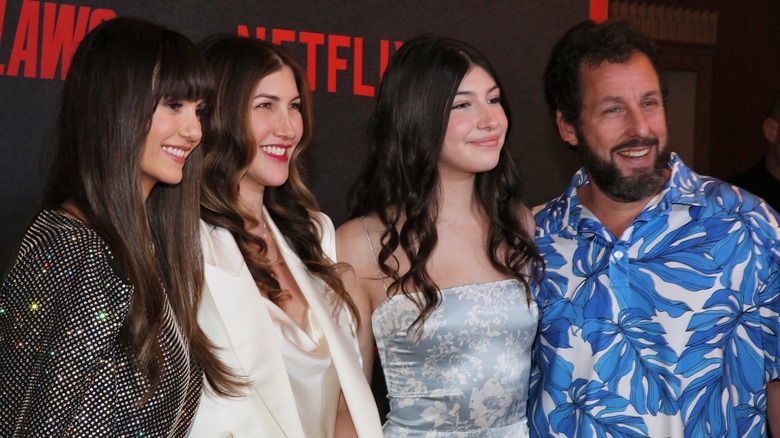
[349,34,543,329]
[198,34,357,324]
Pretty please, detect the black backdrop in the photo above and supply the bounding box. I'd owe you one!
[0,0,588,270]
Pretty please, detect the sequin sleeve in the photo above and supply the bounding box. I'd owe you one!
[0,214,133,436]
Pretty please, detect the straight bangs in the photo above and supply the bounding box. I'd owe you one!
[155,30,214,104]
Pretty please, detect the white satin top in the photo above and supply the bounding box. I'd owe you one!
[190,213,383,438]
[263,299,340,438]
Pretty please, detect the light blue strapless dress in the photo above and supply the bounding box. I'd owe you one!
[372,279,537,437]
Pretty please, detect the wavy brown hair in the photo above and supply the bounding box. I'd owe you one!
[198,34,357,322]
[349,35,543,329]
[39,17,238,401]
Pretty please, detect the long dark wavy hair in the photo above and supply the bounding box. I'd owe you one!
[349,35,543,328]
[38,17,238,401]
[198,34,357,321]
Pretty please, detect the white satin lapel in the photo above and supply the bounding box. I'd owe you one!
[266,214,384,437]
[200,221,307,438]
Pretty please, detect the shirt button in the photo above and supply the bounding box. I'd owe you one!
[614,251,624,260]
[219,432,234,438]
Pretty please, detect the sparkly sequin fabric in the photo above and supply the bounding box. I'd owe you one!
[0,210,202,437]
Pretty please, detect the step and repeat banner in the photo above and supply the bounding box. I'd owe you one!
[0,0,589,269]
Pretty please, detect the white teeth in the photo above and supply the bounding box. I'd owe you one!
[261,146,286,156]
[619,149,649,158]
[162,146,186,157]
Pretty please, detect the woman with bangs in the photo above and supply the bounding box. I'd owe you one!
[0,17,238,436]
[190,34,382,437]
[336,35,543,436]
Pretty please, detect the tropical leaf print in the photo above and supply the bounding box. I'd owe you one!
[549,378,648,437]
[530,155,780,438]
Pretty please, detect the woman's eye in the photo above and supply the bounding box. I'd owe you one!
[452,102,470,109]
[290,102,301,111]
[488,95,502,104]
[165,101,183,110]
[255,102,272,110]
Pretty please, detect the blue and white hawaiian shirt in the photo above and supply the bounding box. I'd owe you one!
[530,153,780,438]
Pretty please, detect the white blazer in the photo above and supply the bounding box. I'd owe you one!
[189,210,382,438]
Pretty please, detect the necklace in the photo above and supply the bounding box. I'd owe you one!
[258,218,270,239]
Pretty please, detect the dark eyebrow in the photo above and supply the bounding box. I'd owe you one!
[455,84,500,97]
[597,90,661,106]
[253,93,279,101]
[252,94,301,101]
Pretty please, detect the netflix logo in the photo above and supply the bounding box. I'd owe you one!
[238,25,403,97]
[0,1,404,99]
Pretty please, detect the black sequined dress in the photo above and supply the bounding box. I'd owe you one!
[0,210,202,437]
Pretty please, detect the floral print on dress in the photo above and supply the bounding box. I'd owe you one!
[373,279,536,437]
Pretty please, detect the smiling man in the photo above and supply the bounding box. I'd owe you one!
[529,20,780,438]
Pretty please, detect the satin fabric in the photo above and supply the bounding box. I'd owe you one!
[189,210,383,438]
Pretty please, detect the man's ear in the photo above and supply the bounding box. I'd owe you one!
[763,117,778,144]
[556,110,578,147]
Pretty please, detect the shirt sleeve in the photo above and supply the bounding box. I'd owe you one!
[0,231,133,436]
[757,206,780,381]
[762,257,780,381]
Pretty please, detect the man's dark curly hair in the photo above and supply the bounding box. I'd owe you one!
[543,20,668,126]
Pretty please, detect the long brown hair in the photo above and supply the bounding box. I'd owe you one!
[39,17,237,401]
[349,35,543,328]
[199,34,357,322]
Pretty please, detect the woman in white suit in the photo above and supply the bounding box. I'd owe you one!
[189,34,382,438]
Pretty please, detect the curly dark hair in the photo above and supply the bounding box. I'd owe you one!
[543,20,667,126]
[349,35,543,329]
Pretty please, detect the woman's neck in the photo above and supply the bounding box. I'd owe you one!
[58,200,87,223]
[438,174,480,219]
[238,182,266,224]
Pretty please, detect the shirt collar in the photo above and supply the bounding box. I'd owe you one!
[539,152,707,236]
